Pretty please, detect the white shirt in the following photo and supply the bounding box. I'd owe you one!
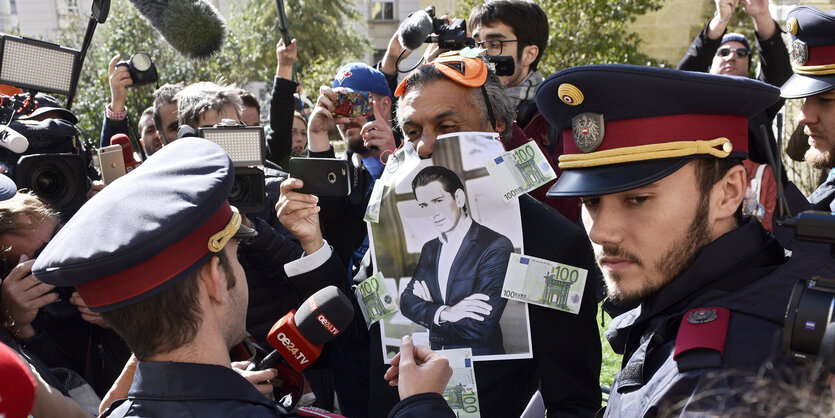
[432,215,472,325]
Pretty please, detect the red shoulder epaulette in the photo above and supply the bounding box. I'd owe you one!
[673,307,730,360]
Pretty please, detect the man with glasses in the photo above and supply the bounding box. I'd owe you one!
[677,0,792,168]
[468,0,583,223]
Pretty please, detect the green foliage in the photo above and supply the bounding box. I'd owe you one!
[456,0,667,77]
[55,0,369,143]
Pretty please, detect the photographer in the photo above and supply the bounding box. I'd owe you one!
[0,190,130,402]
[100,54,161,157]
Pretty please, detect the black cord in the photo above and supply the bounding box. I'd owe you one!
[397,49,424,73]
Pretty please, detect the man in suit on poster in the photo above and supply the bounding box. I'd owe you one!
[399,166,514,356]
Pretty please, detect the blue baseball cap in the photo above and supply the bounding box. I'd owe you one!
[332,63,392,98]
[0,174,16,201]
[781,6,835,99]
[32,137,256,311]
[721,33,750,51]
[537,65,780,197]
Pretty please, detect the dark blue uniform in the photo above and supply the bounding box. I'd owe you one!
[102,362,287,417]
[603,220,835,416]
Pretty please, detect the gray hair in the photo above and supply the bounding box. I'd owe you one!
[395,59,514,142]
[175,81,243,128]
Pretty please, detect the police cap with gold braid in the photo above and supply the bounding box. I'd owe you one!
[32,137,256,312]
[537,64,780,197]
[781,6,835,99]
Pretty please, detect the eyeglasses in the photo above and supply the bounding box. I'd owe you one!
[291,129,306,137]
[474,39,518,55]
[716,47,751,58]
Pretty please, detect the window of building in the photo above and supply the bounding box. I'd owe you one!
[9,0,16,14]
[371,1,394,21]
[373,48,386,64]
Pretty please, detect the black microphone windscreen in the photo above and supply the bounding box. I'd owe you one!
[128,0,226,60]
[294,286,354,346]
[397,10,433,50]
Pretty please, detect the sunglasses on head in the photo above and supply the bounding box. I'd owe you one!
[716,47,751,58]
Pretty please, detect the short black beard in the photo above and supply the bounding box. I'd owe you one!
[604,194,712,304]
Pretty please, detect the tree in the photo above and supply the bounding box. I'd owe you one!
[456,0,667,76]
[55,0,370,144]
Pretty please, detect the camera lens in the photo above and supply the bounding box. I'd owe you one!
[131,52,152,72]
[229,176,248,201]
[784,279,835,357]
[32,164,65,199]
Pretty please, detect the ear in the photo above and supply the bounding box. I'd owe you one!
[199,255,224,304]
[494,118,507,137]
[379,96,393,119]
[710,164,747,224]
[454,188,466,209]
[520,44,539,69]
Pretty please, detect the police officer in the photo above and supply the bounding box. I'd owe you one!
[537,65,835,415]
[29,138,454,417]
[780,6,835,211]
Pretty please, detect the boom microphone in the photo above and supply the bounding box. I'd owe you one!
[110,134,141,172]
[259,286,354,372]
[397,9,433,50]
[127,0,226,60]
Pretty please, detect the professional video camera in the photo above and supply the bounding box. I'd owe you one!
[178,120,267,213]
[397,5,515,76]
[782,211,835,371]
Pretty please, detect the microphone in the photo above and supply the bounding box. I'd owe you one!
[0,126,29,154]
[110,134,141,172]
[259,286,354,373]
[398,9,433,50]
[127,0,226,60]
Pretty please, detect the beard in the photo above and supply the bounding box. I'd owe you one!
[339,122,369,155]
[601,195,712,305]
[805,146,835,170]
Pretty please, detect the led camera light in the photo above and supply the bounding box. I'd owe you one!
[199,126,265,167]
[0,35,79,95]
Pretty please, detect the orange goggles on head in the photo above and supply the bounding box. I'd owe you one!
[394,51,496,130]
[394,51,489,97]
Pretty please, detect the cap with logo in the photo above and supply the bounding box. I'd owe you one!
[536,64,780,197]
[781,6,835,99]
[32,137,256,312]
[15,93,78,125]
[332,62,392,98]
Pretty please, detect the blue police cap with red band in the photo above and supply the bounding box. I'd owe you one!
[536,64,780,197]
[781,6,835,98]
[32,137,255,311]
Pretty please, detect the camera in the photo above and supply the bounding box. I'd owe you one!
[179,120,267,213]
[116,52,158,87]
[425,6,473,50]
[0,98,90,221]
[782,211,835,370]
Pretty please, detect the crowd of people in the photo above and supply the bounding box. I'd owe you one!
[2,0,835,417]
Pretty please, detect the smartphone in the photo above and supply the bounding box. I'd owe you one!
[97,145,127,184]
[332,91,373,118]
[288,158,351,197]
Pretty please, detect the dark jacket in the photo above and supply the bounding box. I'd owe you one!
[100,113,130,149]
[102,361,452,417]
[400,221,513,355]
[807,174,835,212]
[677,22,793,167]
[602,220,835,416]
[266,77,298,169]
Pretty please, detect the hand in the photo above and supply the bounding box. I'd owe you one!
[276,178,323,254]
[360,97,396,159]
[380,31,412,74]
[411,281,433,302]
[422,42,443,64]
[107,54,132,114]
[232,361,278,398]
[307,86,352,152]
[87,180,105,200]
[1,256,55,339]
[438,293,492,323]
[70,292,110,329]
[384,335,452,399]
[742,0,776,38]
[714,0,738,22]
[276,38,297,79]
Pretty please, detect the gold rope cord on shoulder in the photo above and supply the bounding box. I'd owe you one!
[208,206,242,252]
[791,62,835,75]
[558,137,732,169]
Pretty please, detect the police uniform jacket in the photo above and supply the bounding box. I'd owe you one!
[602,219,835,416]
